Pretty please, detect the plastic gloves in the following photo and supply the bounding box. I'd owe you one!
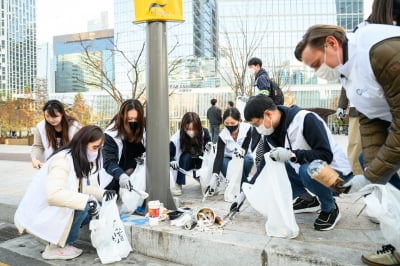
[341,174,371,194]
[270,147,295,162]
[170,160,179,170]
[119,173,133,191]
[336,108,344,119]
[208,173,219,195]
[103,190,116,201]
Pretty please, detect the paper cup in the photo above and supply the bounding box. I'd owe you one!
[148,200,160,218]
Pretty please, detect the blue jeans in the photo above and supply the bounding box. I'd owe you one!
[176,152,203,185]
[66,203,91,245]
[220,155,254,184]
[210,124,220,144]
[286,162,352,212]
[358,153,400,190]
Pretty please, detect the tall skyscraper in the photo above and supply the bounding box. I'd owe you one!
[113,0,218,93]
[0,0,36,96]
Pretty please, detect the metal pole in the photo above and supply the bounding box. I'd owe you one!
[145,21,176,210]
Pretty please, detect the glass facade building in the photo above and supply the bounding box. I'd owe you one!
[53,29,114,93]
[0,0,36,96]
[113,0,218,93]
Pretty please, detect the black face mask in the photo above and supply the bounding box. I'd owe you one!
[226,124,239,133]
[129,122,138,131]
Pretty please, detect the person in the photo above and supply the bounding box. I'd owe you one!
[210,107,253,188]
[248,57,271,96]
[31,100,81,168]
[170,112,211,196]
[294,17,400,264]
[206,98,222,144]
[244,95,352,231]
[100,99,146,194]
[15,125,116,260]
[227,100,234,108]
[336,88,363,175]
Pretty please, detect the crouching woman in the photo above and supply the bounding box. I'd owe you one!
[15,125,116,260]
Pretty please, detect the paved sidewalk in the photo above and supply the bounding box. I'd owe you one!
[0,140,386,266]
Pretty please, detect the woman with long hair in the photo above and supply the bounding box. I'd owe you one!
[170,112,211,196]
[31,99,81,168]
[15,125,116,260]
[100,99,146,194]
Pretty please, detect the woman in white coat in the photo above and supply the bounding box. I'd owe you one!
[15,125,116,260]
[31,100,81,168]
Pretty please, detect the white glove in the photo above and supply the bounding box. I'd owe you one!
[336,108,344,119]
[270,147,295,162]
[341,174,371,194]
[170,160,179,170]
[119,173,133,191]
[208,173,219,195]
[234,148,245,158]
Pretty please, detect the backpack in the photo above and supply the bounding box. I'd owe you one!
[256,74,284,105]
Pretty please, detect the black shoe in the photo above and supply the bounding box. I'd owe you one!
[293,196,320,213]
[314,203,341,231]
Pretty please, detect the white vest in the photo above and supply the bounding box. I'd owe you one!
[14,151,78,245]
[99,123,146,188]
[285,110,352,175]
[37,120,80,160]
[219,122,251,157]
[340,24,400,122]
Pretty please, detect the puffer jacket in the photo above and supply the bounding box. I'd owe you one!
[362,37,400,183]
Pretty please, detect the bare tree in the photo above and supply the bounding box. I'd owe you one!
[218,14,267,97]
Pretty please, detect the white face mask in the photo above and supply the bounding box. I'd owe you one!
[186,130,195,138]
[255,118,274,135]
[248,68,256,76]
[87,149,98,162]
[315,47,342,81]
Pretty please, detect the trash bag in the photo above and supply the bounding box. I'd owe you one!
[361,183,400,249]
[224,148,244,202]
[199,142,217,194]
[242,153,299,238]
[90,196,132,264]
[120,158,146,214]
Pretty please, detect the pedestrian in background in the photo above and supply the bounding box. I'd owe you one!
[31,99,81,169]
[100,99,146,195]
[15,125,116,260]
[206,98,222,144]
[170,112,211,196]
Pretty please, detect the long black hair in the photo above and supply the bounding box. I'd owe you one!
[57,125,104,178]
[179,112,204,155]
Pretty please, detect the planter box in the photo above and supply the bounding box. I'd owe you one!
[4,138,29,145]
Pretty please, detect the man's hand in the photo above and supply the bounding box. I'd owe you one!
[170,161,179,170]
[119,173,133,191]
[341,174,371,194]
[32,158,42,169]
[103,190,116,201]
[336,108,344,119]
[270,147,295,162]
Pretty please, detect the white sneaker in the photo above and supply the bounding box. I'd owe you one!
[172,184,182,196]
[42,244,83,260]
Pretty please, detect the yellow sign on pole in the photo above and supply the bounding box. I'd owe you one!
[134,0,184,22]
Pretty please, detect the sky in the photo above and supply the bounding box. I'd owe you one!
[36,0,114,43]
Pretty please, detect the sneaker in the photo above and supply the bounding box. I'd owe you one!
[362,244,400,266]
[314,203,341,231]
[293,196,321,213]
[42,244,83,260]
[172,184,182,196]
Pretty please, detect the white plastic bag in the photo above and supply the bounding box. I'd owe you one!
[120,159,146,214]
[224,148,244,202]
[361,183,400,249]
[90,196,132,264]
[242,153,299,238]
[199,142,217,194]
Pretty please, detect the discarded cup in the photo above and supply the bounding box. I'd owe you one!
[148,200,160,218]
[307,160,349,194]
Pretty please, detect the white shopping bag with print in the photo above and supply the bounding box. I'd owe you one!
[242,153,299,238]
[224,148,244,202]
[120,158,146,214]
[199,142,217,194]
[90,196,132,264]
[361,183,400,248]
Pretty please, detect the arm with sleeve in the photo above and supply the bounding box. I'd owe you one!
[241,127,252,152]
[31,127,44,160]
[169,141,177,161]
[102,134,124,181]
[212,137,225,174]
[203,128,211,146]
[293,113,333,164]
[257,75,271,95]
